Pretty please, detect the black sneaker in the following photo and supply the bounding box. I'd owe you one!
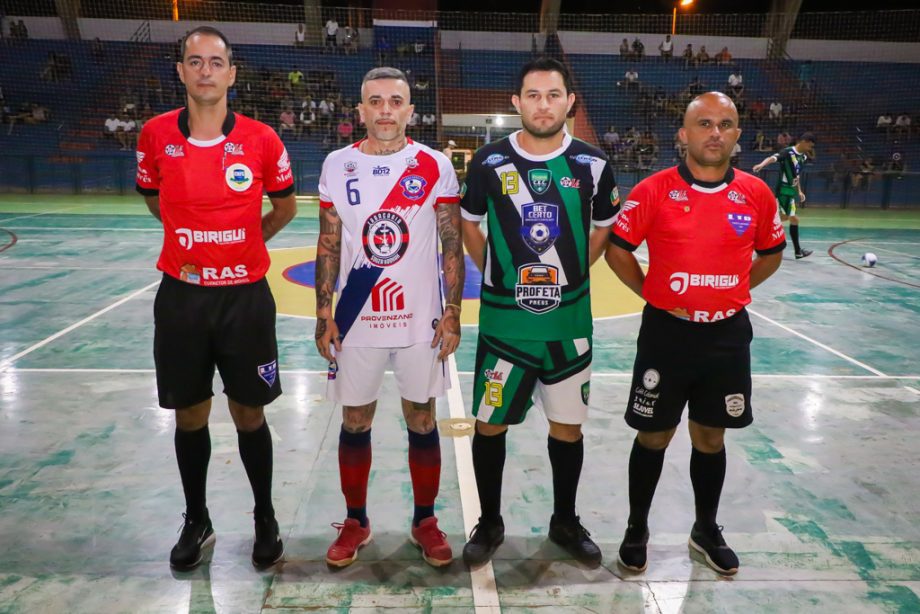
[688,523,739,575]
[462,516,504,567]
[252,515,284,569]
[170,512,215,570]
[617,524,650,572]
[548,515,602,567]
[795,249,813,259]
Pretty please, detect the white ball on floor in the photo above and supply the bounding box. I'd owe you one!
[861,252,878,267]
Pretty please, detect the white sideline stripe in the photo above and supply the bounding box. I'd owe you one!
[747,308,887,377]
[0,280,160,373]
[458,371,919,380]
[904,386,920,395]
[447,355,501,613]
[0,205,89,223]
[4,226,318,235]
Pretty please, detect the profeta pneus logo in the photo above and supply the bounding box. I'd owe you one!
[669,272,739,295]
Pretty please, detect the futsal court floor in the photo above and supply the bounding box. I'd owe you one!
[1,194,918,613]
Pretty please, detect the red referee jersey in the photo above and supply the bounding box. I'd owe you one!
[136,108,294,286]
[610,164,786,323]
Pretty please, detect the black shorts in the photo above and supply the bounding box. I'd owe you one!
[625,304,753,431]
[153,274,282,409]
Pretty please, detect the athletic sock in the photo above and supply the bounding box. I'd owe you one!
[339,427,372,527]
[472,426,506,521]
[790,223,802,253]
[408,428,441,526]
[690,446,727,530]
[627,437,667,529]
[175,424,211,521]
[237,419,275,519]
[547,435,584,521]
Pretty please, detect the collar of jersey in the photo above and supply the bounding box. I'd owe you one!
[508,129,572,162]
[677,162,734,193]
[350,137,415,158]
[178,107,236,147]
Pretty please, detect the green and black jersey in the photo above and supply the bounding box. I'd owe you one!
[460,131,619,340]
[773,146,808,196]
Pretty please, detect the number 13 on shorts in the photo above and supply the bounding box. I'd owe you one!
[484,381,503,407]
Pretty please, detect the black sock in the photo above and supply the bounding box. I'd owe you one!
[547,435,583,522]
[175,425,211,521]
[690,446,726,530]
[472,426,506,521]
[238,419,275,519]
[790,223,802,253]
[627,437,666,529]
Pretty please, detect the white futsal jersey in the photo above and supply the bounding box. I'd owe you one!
[318,138,460,347]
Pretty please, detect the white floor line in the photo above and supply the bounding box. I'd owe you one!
[904,386,920,395]
[447,355,501,613]
[0,279,160,373]
[4,226,317,235]
[746,308,888,377]
[0,205,89,224]
[459,371,919,380]
[3,265,153,271]
[858,244,920,260]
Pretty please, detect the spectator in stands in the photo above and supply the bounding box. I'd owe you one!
[603,125,620,158]
[138,104,155,130]
[658,35,673,60]
[324,18,339,53]
[104,112,122,147]
[318,96,333,128]
[119,111,137,150]
[336,114,354,146]
[715,47,732,66]
[343,26,359,55]
[769,100,783,125]
[278,106,296,138]
[422,111,436,140]
[413,40,426,55]
[620,38,631,59]
[294,24,306,47]
[682,44,693,68]
[442,139,456,160]
[14,20,28,41]
[694,46,710,66]
[797,61,813,90]
[688,75,704,97]
[299,106,315,136]
[776,131,791,149]
[624,68,639,90]
[727,70,744,98]
[894,113,911,140]
[144,75,163,106]
[885,144,905,176]
[632,38,645,61]
[876,112,893,139]
[414,75,430,93]
[376,35,391,66]
[408,109,421,133]
[730,141,741,167]
[749,99,766,129]
[851,157,876,190]
[121,88,139,117]
[752,130,772,152]
[288,67,304,92]
[784,101,797,127]
[636,131,658,170]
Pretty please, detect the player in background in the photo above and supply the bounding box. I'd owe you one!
[314,67,464,568]
[753,132,817,259]
[606,92,785,576]
[460,57,619,569]
[136,26,296,570]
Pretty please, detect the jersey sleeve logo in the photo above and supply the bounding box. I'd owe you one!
[527,169,552,195]
[363,211,410,266]
[225,163,254,192]
[521,203,560,255]
[277,148,290,171]
[482,153,507,167]
[400,175,427,200]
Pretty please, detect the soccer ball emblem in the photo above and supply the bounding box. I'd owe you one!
[529,222,550,245]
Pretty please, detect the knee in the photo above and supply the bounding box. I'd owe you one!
[232,406,265,432]
[689,424,724,453]
[475,421,508,437]
[548,421,582,443]
[404,399,435,434]
[175,403,209,431]
[636,428,675,450]
[342,403,375,433]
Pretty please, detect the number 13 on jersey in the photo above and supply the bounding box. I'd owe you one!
[500,171,519,196]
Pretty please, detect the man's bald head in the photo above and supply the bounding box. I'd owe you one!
[679,91,742,172]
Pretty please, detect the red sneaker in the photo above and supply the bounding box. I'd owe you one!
[410,516,453,567]
[326,518,372,567]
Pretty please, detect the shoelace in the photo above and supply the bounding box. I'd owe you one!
[417,522,447,541]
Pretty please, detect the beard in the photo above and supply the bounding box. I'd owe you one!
[521,114,567,139]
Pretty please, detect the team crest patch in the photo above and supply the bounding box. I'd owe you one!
[725,393,745,417]
[528,169,552,195]
[225,163,253,192]
[520,203,560,255]
[560,177,580,189]
[363,210,410,266]
[224,142,244,156]
[727,190,746,205]
[344,160,358,175]
[669,189,688,202]
[482,153,507,167]
[258,360,278,387]
[405,157,419,169]
[727,212,752,236]
[400,175,427,200]
[515,263,561,314]
[581,382,590,405]
[165,144,185,158]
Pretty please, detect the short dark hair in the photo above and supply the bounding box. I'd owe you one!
[799,131,816,144]
[181,26,233,64]
[361,66,408,88]
[516,57,573,95]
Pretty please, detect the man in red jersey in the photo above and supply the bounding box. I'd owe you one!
[135,26,296,571]
[605,92,784,576]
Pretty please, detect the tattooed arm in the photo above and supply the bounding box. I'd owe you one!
[314,204,342,362]
[432,201,465,360]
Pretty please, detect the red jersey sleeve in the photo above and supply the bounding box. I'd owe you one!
[135,123,159,195]
[262,130,295,197]
[754,180,787,255]
[609,177,657,252]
